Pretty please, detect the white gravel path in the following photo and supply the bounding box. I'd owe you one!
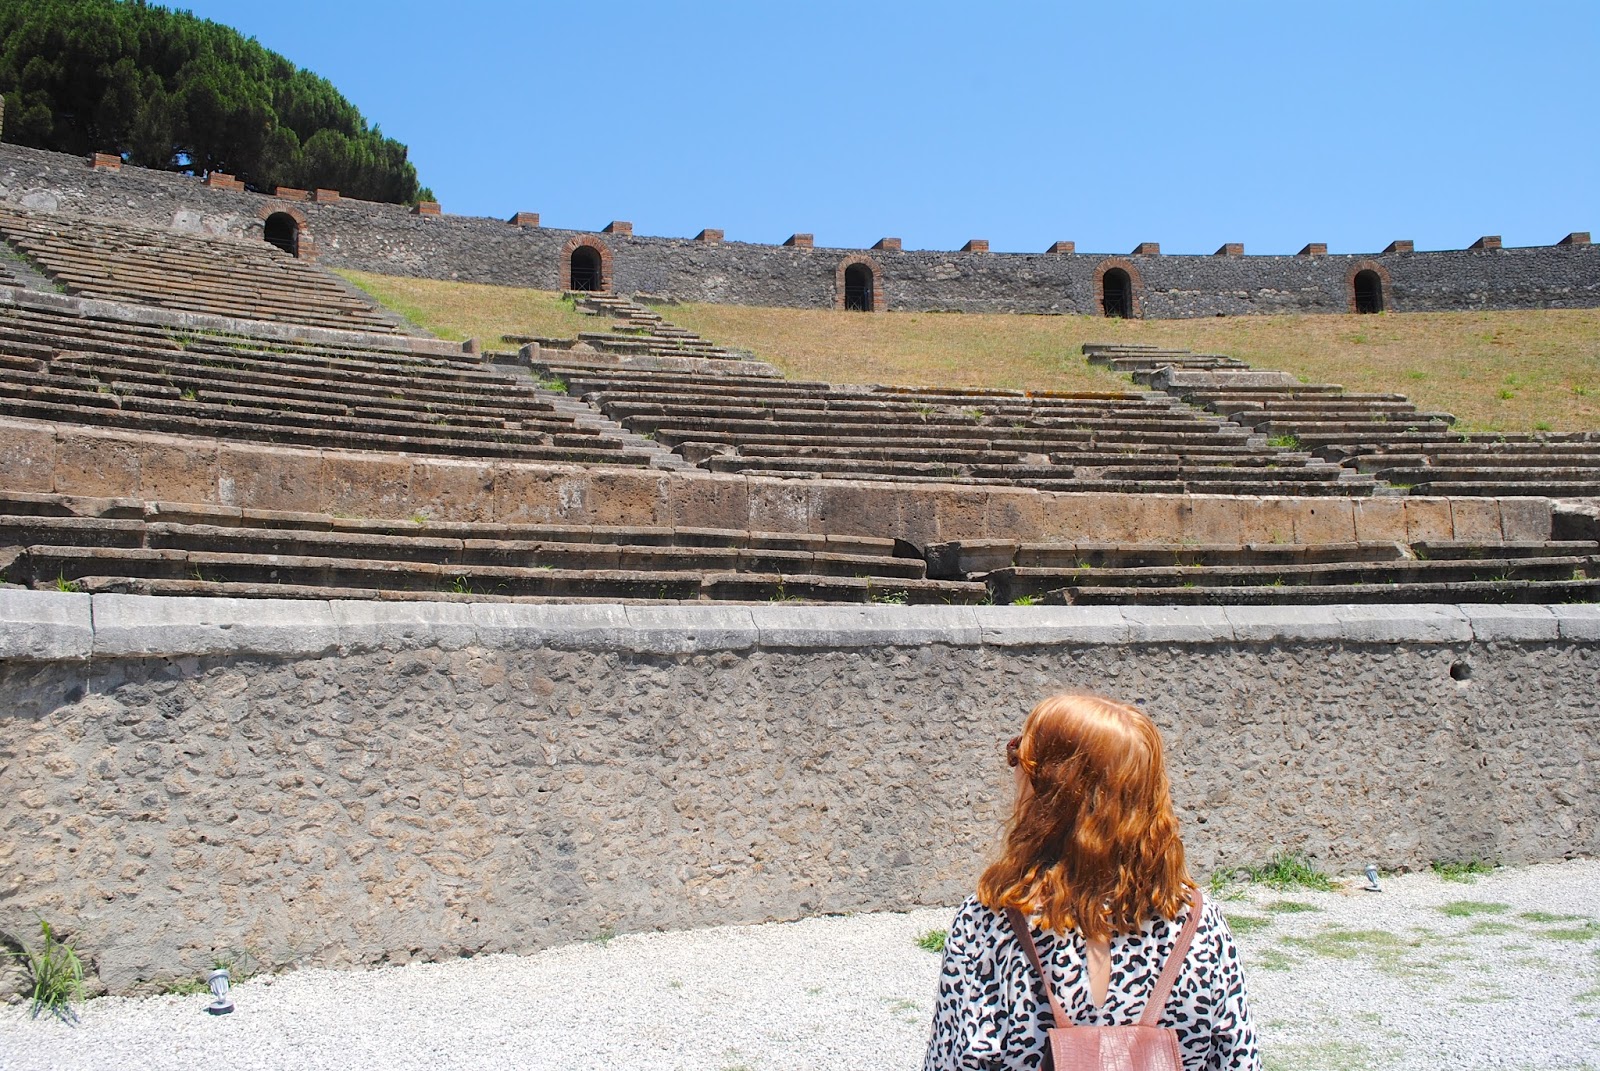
[3,860,1597,1071]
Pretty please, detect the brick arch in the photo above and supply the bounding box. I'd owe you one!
[835,254,885,312]
[1092,257,1142,318]
[256,203,314,260]
[1346,259,1393,313]
[560,236,613,292]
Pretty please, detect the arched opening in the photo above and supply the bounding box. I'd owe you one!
[569,245,604,291]
[1354,269,1384,314]
[1101,267,1132,318]
[263,212,299,257]
[843,263,874,311]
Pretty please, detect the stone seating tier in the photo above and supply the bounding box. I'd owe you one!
[0,297,656,465]
[0,207,400,333]
[0,492,981,605]
[921,536,1600,605]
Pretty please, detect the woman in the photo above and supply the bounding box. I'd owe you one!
[923,694,1259,1071]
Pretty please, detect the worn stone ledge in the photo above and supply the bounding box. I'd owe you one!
[3,591,1595,662]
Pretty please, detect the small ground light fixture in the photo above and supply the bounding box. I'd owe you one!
[206,967,235,1014]
[1363,865,1382,892]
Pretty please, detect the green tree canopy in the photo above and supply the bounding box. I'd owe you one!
[0,0,431,204]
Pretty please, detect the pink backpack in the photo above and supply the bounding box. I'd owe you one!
[1003,887,1204,1071]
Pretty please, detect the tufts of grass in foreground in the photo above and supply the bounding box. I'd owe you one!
[1431,858,1497,883]
[11,919,87,1022]
[1239,852,1338,892]
[915,929,948,953]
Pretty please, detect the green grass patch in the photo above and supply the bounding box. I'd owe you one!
[1431,858,1497,883]
[1438,900,1511,918]
[1466,919,1519,936]
[1521,911,1586,923]
[1240,852,1337,892]
[1539,923,1600,942]
[915,929,948,953]
[1224,913,1271,936]
[1263,900,1321,914]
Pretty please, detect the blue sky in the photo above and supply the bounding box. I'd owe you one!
[181,1,1596,256]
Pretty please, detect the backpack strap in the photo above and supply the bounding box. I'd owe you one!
[1003,907,1071,1031]
[1136,886,1205,1027]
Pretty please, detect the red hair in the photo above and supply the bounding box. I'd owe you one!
[978,694,1195,939]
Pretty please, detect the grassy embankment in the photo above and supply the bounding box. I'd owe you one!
[339,269,1600,433]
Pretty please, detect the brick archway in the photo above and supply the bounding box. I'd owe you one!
[1092,257,1142,318]
[560,236,613,292]
[256,203,313,260]
[835,254,884,311]
[1346,260,1393,314]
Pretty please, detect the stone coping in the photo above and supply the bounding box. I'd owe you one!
[4,590,1595,662]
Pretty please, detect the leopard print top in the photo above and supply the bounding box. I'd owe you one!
[923,894,1260,1071]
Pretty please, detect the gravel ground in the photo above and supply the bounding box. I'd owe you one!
[3,860,1597,1071]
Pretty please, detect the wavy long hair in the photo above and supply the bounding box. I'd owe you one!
[978,694,1195,939]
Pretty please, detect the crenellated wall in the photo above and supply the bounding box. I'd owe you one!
[2,143,1594,318]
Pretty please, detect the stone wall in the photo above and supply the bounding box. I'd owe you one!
[2,592,1596,994]
[0,416,1555,548]
[3,144,1594,317]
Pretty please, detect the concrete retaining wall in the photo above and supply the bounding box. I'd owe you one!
[2,591,1597,993]
[4,144,1595,317]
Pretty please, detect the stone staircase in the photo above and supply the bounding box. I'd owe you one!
[513,292,754,365]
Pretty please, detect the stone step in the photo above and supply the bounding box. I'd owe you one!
[1051,579,1600,606]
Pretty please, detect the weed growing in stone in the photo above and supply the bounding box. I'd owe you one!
[916,929,948,953]
[51,572,81,593]
[1263,900,1320,914]
[1241,853,1336,891]
[12,919,86,1022]
[1266,433,1303,451]
[1224,914,1271,937]
[1010,595,1040,606]
[1431,858,1497,883]
[1520,911,1585,924]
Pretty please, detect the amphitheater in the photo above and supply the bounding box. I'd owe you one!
[0,139,1596,997]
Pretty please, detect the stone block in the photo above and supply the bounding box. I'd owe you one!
[1292,500,1357,544]
[217,442,322,513]
[1403,498,1454,543]
[411,201,441,216]
[1121,607,1234,643]
[469,603,633,650]
[747,479,816,536]
[669,473,751,532]
[54,431,141,498]
[1460,605,1559,642]
[1223,605,1346,642]
[135,438,218,503]
[1495,498,1551,541]
[1214,243,1243,256]
[1557,232,1590,247]
[0,419,57,492]
[1252,498,1303,546]
[1351,498,1408,543]
[508,211,540,226]
[1112,494,1186,545]
[311,188,340,203]
[960,239,989,253]
[333,600,478,652]
[0,590,93,660]
[408,459,496,523]
[1175,497,1245,545]
[621,606,759,653]
[1383,240,1414,254]
[89,152,121,171]
[1468,235,1502,250]
[1045,241,1075,254]
[491,464,570,523]
[783,234,813,248]
[806,479,882,538]
[585,468,669,527]
[273,187,310,201]
[974,606,1129,646]
[1297,243,1327,256]
[1448,498,1504,541]
[1332,604,1471,644]
[751,604,980,649]
[1131,242,1160,255]
[694,229,723,244]
[930,486,990,542]
[872,237,902,251]
[320,452,412,519]
[91,594,339,658]
[603,221,632,236]
[1550,605,1600,641]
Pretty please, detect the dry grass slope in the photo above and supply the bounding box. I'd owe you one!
[338,271,1600,433]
